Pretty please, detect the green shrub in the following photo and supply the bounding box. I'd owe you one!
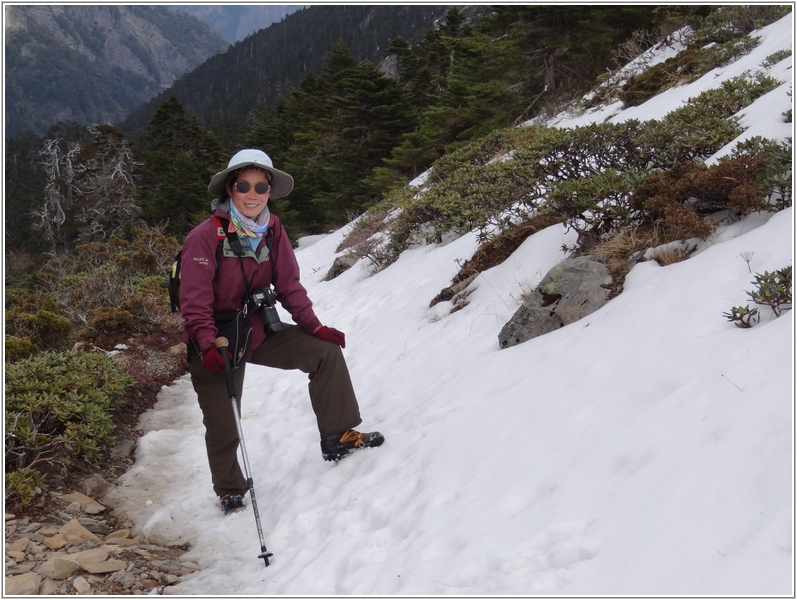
[724,266,792,327]
[621,49,698,107]
[33,223,182,347]
[727,137,792,210]
[78,307,135,348]
[762,49,792,68]
[723,304,760,328]
[747,266,792,317]
[5,350,134,489]
[5,467,48,508]
[5,304,74,353]
[337,6,792,271]
[5,336,39,362]
[688,5,791,46]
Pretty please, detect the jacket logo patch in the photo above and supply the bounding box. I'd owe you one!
[193,257,210,267]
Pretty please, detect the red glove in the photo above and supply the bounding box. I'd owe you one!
[202,346,231,372]
[313,325,346,348]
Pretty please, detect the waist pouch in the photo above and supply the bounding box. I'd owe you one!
[213,309,253,369]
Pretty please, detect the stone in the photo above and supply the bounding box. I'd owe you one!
[83,474,116,498]
[5,571,42,595]
[21,522,42,534]
[323,254,358,281]
[499,256,612,349]
[168,342,187,355]
[65,501,82,515]
[39,578,62,595]
[141,577,160,590]
[11,561,36,573]
[8,536,31,553]
[72,575,92,594]
[55,491,106,515]
[106,528,132,540]
[81,557,127,574]
[46,556,80,580]
[6,550,26,561]
[69,547,109,565]
[79,517,112,535]
[42,534,69,550]
[111,439,136,459]
[59,519,100,544]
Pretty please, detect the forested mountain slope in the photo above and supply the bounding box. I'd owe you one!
[167,5,305,43]
[4,4,228,137]
[118,5,489,145]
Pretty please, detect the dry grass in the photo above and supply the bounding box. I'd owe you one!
[588,225,669,295]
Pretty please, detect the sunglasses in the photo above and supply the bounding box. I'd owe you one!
[233,181,271,194]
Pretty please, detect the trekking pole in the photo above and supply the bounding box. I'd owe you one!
[216,337,274,567]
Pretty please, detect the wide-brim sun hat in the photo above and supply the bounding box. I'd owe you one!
[208,149,294,199]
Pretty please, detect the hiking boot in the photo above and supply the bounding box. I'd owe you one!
[220,493,245,515]
[321,429,385,462]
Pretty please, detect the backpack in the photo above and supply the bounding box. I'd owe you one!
[168,215,273,313]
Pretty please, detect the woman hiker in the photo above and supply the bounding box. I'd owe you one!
[179,148,384,515]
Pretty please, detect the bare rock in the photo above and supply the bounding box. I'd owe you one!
[81,557,127,574]
[42,534,69,550]
[58,519,100,544]
[45,556,80,580]
[5,571,42,594]
[54,491,106,515]
[39,577,64,595]
[106,528,132,540]
[111,439,136,459]
[168,342,187,355]
[323,254,358,281]
[499,256,612,349]
[83,473,116,498]
[8,536,31,553]
[72,575,92,594]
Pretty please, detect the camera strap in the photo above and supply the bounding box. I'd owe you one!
[220,225,257,314]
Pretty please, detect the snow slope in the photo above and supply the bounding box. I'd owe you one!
[107,14,794,596]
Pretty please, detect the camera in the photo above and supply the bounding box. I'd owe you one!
[250,287,285,337]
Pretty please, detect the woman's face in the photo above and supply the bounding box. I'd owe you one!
[227,169,271,220]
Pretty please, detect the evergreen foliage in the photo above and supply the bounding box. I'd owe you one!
[246,41,417,235]
[140,95,224,237]
[119,5,457,147]
[5,350,134,505]
[340,55,790,271]
[724,266,792,327]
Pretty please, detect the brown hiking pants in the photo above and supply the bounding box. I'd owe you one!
[187,324,362,497]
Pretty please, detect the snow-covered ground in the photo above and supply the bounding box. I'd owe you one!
[106,14,794,596]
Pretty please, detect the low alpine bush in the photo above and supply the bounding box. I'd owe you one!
[5,350,134,506]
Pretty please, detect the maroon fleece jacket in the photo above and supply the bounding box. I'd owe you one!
[180,208,322,356]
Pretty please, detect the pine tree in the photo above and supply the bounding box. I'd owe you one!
[140,94,224,237]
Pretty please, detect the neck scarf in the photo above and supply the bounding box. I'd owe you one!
[229,201,270,250]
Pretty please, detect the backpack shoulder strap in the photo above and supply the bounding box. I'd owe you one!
[210,215,231,281]
[265,214,275,252]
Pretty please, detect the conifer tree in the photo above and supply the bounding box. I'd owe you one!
[140,94,223,237]
[5,131,49,253]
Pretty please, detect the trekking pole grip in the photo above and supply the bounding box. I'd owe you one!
[215,337,236,397]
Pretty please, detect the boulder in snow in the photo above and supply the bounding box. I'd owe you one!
[499,256,612,348]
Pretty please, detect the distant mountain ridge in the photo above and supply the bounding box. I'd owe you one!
[167,5,306,43]
[4,4,229,137]
[119,5,491,146]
